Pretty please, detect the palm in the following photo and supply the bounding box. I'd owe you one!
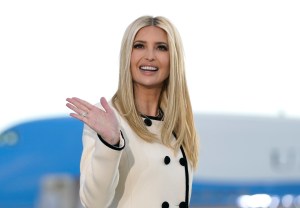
[66,97,120,144]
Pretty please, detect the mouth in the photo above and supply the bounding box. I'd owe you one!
[139,65,158,72]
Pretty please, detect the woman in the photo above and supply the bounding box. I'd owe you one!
[66,16,199,208]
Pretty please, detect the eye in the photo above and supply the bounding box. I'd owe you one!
[157,45,168,51]
[133,43,144,49]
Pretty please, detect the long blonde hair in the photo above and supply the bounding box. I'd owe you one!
[112,16,199,168]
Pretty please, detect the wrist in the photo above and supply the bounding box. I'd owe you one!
[97,130,125,151]
[109,131,121,145]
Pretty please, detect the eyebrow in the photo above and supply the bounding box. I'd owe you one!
[133,40,168,45]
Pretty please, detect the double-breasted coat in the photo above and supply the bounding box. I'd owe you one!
[79,103,193,208]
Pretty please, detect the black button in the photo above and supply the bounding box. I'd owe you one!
[162,201,169,208]
[164,156,171,165]
[179,201,187,208]
[144,118,152,126]
[179,158,187,166]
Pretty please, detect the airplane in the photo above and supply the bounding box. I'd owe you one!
[1,114,300,208]
[192,113,300,207]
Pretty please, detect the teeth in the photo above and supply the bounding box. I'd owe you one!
[140,66,158,71]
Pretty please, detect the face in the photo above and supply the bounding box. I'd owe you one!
[130,26,170,90]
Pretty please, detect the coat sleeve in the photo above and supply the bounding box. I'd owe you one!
[79,124,125,208]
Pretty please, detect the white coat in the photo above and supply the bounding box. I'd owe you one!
[79,103,193,208]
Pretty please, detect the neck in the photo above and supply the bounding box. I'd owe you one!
[134,85,162,116]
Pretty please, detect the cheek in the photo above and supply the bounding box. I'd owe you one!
[163,55,170,70]
[130,64,136,79]
[130,57,137,79]
[162,60,170,78]
[130,53,135,66]
[130,54,138,73]
[130,53,139,70]
[164,58,170,77]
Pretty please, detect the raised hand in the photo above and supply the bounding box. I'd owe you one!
[66,97,120,145]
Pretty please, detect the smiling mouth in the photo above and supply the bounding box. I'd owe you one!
[139,66,158,71]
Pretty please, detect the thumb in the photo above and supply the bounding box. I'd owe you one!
[100,97,112,113]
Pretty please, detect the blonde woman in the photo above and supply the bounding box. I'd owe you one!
[66,15,199,208]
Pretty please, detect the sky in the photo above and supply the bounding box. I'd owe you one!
[0,0,299,132]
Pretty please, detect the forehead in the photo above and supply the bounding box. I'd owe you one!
[134,26,168,42]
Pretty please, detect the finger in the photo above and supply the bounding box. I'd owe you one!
[73,97,94,110]
[100,97,112,113]
[66,103,86,116]
[66,97,84,110]
[67,97,91,112]
[70,112,88,122]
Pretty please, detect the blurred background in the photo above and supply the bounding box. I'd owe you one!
[0,0,299,207]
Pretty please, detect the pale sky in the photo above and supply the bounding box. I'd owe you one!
[0,0,299,131]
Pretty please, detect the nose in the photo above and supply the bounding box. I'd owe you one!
[145,48,155,61]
